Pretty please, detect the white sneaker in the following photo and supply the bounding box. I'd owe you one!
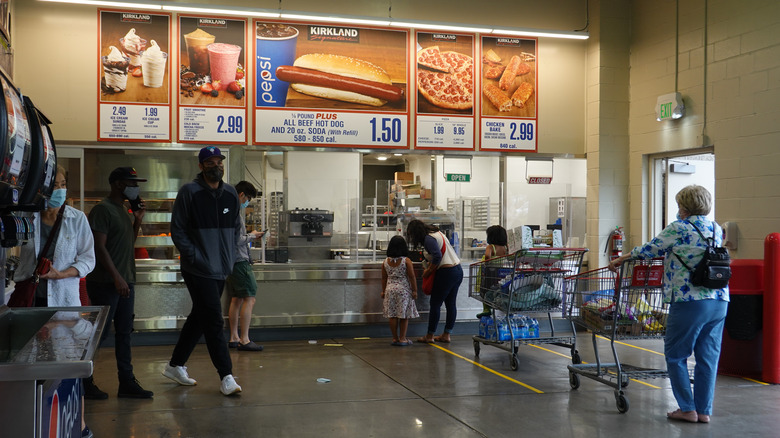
[220,374,242,396]
[163,364,197,386]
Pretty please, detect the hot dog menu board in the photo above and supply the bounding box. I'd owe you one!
[414,32,475,150]
[253,21,410,148]
[479,36,537,151]
[98,10,171,141]
[177,16,247,144]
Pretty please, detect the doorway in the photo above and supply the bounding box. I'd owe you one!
[651,151,715,237]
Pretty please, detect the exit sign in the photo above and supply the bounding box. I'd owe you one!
[445,173,470,182]
[528,176,552,184]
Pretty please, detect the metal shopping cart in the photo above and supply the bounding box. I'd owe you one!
[469,248,588,371]
[564,259,671,413]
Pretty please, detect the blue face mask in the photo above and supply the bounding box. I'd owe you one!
[49,188,67,208]
[241,200,250,209]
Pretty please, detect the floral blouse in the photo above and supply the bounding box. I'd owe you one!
[628,215,730,303]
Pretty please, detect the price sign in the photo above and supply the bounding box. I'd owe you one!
[416,116,473,149]
[99,104,170,140]
[255,109,407,147]
[179,107,245,143]
[480,118,536,151]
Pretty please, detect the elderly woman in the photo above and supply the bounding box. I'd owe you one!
[608,185,729,424]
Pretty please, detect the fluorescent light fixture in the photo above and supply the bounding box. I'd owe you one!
[163,5,279,17]
[39,0,161,9]
[492,28,589,40]
[390,21,492,34]
[393,153,403,156]
[281,13,390,26]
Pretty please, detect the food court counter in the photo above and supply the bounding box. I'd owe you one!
[132,259,478,332]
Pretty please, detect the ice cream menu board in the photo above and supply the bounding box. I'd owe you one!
[479,36,537,151]
[98,10,171,141]
[177,16,247,144]
[253,21,409,148]
[414,32,475,150]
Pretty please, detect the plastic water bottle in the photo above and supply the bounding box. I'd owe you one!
[518,316,529,338]
[530,318,540,338]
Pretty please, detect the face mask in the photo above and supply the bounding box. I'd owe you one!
[123,186,140,201]
[241,200,250,209]
[49,188,67,208]
[203,167,224,182]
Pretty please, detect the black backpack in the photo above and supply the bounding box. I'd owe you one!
[674,221,731,289]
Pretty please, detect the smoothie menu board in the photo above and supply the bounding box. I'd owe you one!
[479,35,537,151]
[177,16,247,143]
[98,10,171,141]
[253,21,410,148]
[414,32,476,150]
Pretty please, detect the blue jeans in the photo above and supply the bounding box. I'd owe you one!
[427,265,464,335]
[86,281,136,382]
[170,272,232,379]
[665,299,728,415]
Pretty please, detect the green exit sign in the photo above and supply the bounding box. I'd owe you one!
[658,102,673,120]
[445,173,471,182]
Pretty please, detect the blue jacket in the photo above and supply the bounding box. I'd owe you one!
[171,173,242,280]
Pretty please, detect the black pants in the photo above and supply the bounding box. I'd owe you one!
[170,272,232,379]
[87,281,136,382]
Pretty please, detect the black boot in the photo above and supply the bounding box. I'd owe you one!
[118,377,154,399]
[83,376,108,400]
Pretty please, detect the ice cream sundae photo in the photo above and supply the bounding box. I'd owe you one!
[101,45,130,93]
[119,28,147,68]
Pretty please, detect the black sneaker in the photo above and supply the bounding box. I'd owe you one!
[118,378,154,399]
[84,377,108,400]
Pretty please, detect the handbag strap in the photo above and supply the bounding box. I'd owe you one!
[36,205,66,273]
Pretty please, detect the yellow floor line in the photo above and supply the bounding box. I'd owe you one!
[738,377,770,386]
[429,343,545,394]
[595,334,665,356]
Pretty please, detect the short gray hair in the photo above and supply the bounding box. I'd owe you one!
[675,185,712,215]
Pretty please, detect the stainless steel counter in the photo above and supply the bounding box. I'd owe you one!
[133,260,479,331]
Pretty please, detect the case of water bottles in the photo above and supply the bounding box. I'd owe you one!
[479,315,540,341]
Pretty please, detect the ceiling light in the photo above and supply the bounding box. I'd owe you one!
[393,153,403,156]
[492,28,589,40]
[163,5,279,17]
[39,0,161,9]
[377,155,388,161]
[281,13,390,26]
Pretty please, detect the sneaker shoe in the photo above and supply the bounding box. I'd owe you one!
[163,364,197,386]
[118,377,154,399]
[237,341,263,352]
[83,377,108,400]
[220,374,242,396]
[81,426,94,438]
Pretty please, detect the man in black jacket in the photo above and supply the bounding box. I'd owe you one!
[162,146,243,396]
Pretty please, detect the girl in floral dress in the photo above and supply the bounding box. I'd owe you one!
[381,236,419,346]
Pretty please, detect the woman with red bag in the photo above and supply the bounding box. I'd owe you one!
[406,219,463,344]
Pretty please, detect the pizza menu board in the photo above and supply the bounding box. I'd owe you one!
[414,32,475,150]
[479,36,537,151]
[98,10,171,141]
[253,21,409,148]
[177,16,247,144]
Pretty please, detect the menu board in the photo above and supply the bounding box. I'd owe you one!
[98,10,171,141]
[479,35,537,151]
[253,21,409,148]
[177,16,247,144]
[414,32,476,150]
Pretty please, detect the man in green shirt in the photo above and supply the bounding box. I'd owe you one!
[84,167,153,399]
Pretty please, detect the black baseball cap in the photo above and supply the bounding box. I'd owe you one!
[199,146,226,163]
[109,167,147,184]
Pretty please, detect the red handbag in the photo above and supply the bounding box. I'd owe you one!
[422,233,446,296]
[7,206,65,307]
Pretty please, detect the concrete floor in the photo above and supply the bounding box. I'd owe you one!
[84,330,780,437]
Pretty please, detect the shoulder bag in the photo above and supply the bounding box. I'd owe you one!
[7,205,66,307]
[422,232,446,295]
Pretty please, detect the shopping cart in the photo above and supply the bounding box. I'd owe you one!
[564,259,671,413]
[469,248,588,371]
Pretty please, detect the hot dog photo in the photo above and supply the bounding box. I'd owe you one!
[255,22,408,111]
[480,36,537,117]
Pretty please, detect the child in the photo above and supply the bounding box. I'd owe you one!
[476,225,509,318]
[381,235,419,346]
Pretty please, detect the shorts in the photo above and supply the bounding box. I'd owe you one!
[226,260,257,298]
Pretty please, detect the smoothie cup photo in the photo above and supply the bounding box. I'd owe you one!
[208,43,242,88]
[255,23,299,107]
[184,28,216,76]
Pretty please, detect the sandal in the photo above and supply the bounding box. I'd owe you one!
[416,337,434,343]
[698,413,710,423]
[667,409,698,423]
[433,336,451,343]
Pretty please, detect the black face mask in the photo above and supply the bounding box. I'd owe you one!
[203,167,224,182]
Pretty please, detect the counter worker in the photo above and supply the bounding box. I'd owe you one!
[227,181,265,352]
[163,146,243,396]
[85,167,153,399]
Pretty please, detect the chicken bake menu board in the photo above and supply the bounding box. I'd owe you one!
[97,12,537,151]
